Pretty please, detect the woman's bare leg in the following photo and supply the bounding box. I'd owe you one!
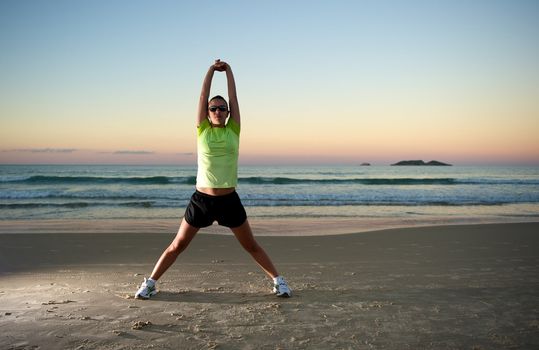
[150,218,199,280]
[230,219,279,278]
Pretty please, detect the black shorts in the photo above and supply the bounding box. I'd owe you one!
[184,190,247,228]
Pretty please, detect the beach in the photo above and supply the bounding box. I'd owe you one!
[2,0,539,348]
[1,222,538,349]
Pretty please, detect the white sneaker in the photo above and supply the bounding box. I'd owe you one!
[135,278,157,299]
[272,276,291,297]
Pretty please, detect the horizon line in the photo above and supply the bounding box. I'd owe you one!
[1,161,538,167]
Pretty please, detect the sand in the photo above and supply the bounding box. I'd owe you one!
[1,222,539,349]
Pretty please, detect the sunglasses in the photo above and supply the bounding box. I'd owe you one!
[209,105,228,112]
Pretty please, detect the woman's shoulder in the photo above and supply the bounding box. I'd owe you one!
[227,118,240,135]
[197,119,211,135]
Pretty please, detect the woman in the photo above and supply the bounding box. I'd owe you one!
[135,60,291,299]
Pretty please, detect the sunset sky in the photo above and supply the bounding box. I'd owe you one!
[1,0,538,165]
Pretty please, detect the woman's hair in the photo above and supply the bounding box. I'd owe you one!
[209,95,228,109]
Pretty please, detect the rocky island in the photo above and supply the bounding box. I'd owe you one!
[391,160,452,166]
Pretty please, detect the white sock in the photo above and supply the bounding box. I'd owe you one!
[273,276,284,284]
[147,278,156,286]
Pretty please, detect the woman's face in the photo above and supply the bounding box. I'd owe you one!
[208,99,229,126]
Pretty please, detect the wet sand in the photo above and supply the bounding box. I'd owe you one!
[1,222,538,349]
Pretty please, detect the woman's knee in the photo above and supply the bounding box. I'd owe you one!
[167,221,198,255]
[168,239,190,255]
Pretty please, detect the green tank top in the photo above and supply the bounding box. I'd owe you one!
[196,118,240,188]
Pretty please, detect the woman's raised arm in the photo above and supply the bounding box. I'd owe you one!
[223,62,240,126]
[197,63,216,127]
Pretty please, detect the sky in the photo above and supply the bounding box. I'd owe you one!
[1,0,538,165]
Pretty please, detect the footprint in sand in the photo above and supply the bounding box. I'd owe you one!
[41,300,75,305]
[132,321,152,330]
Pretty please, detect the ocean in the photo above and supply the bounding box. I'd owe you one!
[1,164,538,230]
